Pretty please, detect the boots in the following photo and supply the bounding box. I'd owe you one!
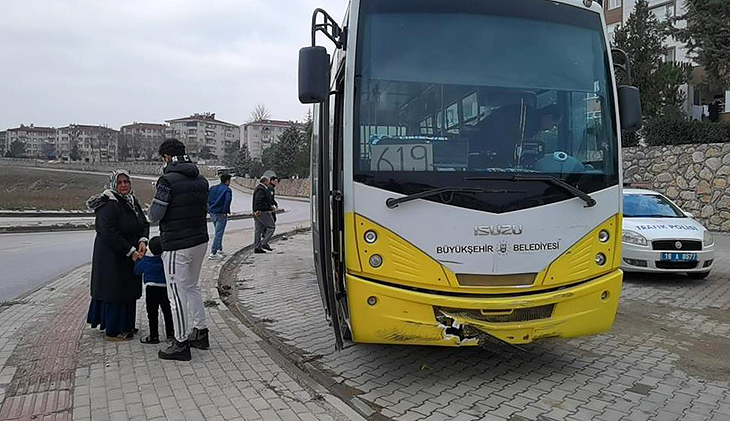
[188,328,210,350]
[158,339,191,361]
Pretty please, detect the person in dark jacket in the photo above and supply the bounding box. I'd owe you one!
[148,139,210,361]
[470,103,561,168]
[252,176,275,254]
[134,236,174,344]
[207,173,233,259]
[86,170,149,341]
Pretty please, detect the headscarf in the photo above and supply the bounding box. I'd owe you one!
[109,169,137,211]
[86,169,138,212]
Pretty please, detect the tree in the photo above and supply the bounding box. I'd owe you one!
[261,125,310,178]
[674,0,730,92]
[249,103,271,122]
[249,159,265,178]
[232,144,254,176]
[612,0,668,118]
[69,139,81,161]
[656,61,693,114]
[198,145,213,160]
[7,140,26,158]
[68,126,82,161]
[118,134,132,161]
[223,142,239,167]
[41,142,56,159]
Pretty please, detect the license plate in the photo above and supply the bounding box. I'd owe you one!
[660,252,698,262]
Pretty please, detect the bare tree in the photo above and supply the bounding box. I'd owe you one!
[249,103,272,122]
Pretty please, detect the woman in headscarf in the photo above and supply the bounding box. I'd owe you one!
[86,170,149,341]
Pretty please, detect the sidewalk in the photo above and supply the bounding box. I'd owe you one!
[0,220,359,421]
[228,232,730,421]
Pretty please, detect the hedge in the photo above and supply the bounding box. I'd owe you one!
[642,115,730,146]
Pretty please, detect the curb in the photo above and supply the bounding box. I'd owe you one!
[217,228,372,421]
[0,209,285,234]
[231,182,310,203]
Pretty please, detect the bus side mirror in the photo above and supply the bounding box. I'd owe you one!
[299,46,330,104]
[618,85,642,133]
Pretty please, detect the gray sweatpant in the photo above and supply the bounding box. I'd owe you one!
[162,242,208,343]
[254,212,276,249]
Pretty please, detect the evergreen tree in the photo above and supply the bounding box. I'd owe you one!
[656,61,693,115]
[118,134,131,161]
[198,146,213,160]
[69,139,81,161]
[232,144,254,177]
[674,0,730,92]
[7,140,26,158]
[612,0,668,118]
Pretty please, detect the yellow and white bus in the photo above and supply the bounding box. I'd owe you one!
[299,0,642,349]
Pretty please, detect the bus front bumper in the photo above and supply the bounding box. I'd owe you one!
[346,269,622,346]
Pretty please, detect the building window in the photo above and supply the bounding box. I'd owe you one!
[608,0,621,10]
[651,2,675,23]
[662,47,676,63]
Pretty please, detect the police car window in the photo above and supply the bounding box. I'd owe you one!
[623,194,685,218]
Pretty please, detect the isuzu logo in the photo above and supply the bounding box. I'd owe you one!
[474,225,523,236]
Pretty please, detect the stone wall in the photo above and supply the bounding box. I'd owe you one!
[0,157,218,177]
[623,143,730,231]
[234,178,310,198]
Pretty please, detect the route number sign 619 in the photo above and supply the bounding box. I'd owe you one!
[370,144,433,171]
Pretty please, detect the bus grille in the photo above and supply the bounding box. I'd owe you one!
[436,304,554,323]
[456,273,536,287]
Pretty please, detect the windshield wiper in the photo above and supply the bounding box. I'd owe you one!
[465,174,596,208]
[385,186,523,209]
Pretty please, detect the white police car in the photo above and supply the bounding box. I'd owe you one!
[622,188,715,278]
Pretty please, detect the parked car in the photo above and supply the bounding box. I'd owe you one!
[622,188,714,278]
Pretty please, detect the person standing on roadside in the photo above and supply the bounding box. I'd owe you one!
[208,173,233,259]
[148,139,210,361]
[86,170,149,341]
[252,176,275,254]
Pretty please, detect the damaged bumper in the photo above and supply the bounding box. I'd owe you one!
[346,269,622,346]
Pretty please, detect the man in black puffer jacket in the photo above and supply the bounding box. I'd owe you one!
[148,139,210,361]
[252,176,275,254]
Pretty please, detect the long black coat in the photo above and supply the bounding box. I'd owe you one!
[89,192,149,303]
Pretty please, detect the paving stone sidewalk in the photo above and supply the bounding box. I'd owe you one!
[0,220,361,421]
[233,232,730,421]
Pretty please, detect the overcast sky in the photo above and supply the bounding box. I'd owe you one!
[0,0,347,130]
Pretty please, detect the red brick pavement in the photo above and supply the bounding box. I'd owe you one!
[0,284,88,421]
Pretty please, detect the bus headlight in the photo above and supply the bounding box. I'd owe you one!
[704,230,714,247]
[364,230,378,244]
[369,254,383,268]
[595,253,606,266]
[622,230,648,246]
[598,230,610,243]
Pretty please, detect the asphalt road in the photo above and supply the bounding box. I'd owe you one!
[0,186,310,302]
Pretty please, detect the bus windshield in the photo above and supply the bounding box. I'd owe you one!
[353,0,619,212]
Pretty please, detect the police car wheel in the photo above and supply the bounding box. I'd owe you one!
[687,271,710,279]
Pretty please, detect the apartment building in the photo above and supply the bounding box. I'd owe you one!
[0,131,7,156]
[241,119,303,160]
[5,125,57,158]
[55,124,119,162]
[165,113,240,161]
[119,122,167,160]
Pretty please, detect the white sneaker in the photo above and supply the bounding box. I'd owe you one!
[208,253,220,260]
